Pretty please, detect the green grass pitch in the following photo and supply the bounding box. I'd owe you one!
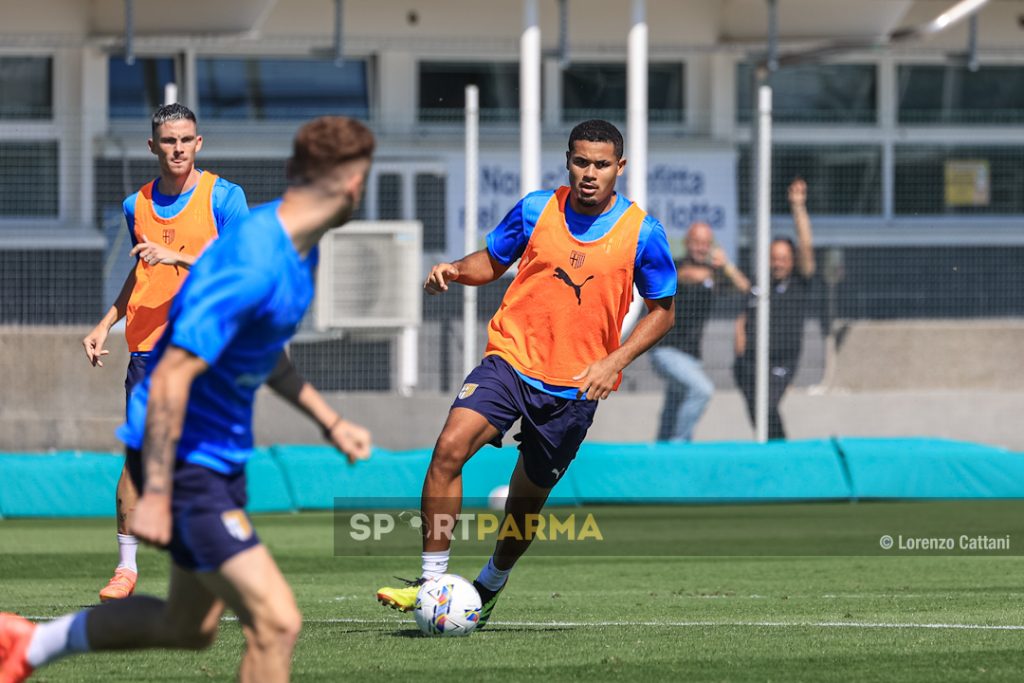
[3,503,1024,682]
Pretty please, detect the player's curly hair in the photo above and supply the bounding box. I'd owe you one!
[568,119,624,159]
[286,116,376,187]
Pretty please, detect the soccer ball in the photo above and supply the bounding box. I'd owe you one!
[488,484,510,511]
[413,574,482,637]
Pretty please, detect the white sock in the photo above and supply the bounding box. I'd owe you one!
[117,533,138,573]
[26,611,91,668]
[421,550,450,579]
[476,556,512,592]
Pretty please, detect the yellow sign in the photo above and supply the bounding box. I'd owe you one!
[944,160,990,207]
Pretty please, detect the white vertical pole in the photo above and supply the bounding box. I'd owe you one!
[520,0,542,195]
[123,0,135,65]
[627,0,648,210]
[878,54,895,220]
[399,326,417,396]
[620,0,648,340]
[182,49,198,111]
[754,82,772,443]
[463,85,480,378]
[163,82,178,105]
[333,0,346,67]
[557,0,570,69]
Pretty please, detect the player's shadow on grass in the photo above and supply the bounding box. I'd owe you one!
[391,626,573,638]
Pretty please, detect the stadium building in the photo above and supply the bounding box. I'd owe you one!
[2,0,1023,448]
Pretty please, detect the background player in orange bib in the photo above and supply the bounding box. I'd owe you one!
[377,119,677,626]
[81,104,249,602]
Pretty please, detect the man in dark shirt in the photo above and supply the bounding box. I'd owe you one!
[733,178,816,440]
[652,222,750,441]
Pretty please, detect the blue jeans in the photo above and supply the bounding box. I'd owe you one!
[650,347,714,442]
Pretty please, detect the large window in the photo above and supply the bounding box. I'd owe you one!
[109,57,176,119]
[562,62,684,124]
[197,58,369,120]
[0,142,58,217]
[897,65,1024,125]
[376,173,403,221]
[0,57,52,120]
[415,172,446,251]
[738,145,882,215]
[736,63,876,124]
[895,146,1024,215]
[369,169,445,249]
[418,62,520,123]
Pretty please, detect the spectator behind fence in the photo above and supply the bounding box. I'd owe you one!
[733,178,817,440]
[651,222,750,442]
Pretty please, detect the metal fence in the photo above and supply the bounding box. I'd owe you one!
[3,92,1024,395]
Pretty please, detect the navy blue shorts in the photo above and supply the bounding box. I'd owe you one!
[452,355,598,488]
[123,354,150,480]
[126,449,260,572]
[124,353,149,409]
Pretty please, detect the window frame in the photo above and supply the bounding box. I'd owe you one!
[0,53,54,122]
[193,54,374,123]
[734,60,879,126]
[416,59,522,128]
[896,58,1024,127]
[0,48,62,228]
[107,53,184,121]
[560,59,686,126]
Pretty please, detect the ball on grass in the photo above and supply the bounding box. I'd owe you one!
[488,484,510,511]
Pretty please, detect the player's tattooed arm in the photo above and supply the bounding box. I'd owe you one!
[140,400,181,496]
[132,346,208,545]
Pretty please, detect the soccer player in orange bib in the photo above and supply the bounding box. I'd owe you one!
[377,120,677,626]
[82,104,249,602]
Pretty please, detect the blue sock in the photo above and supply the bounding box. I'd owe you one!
[26,610,90,668]
[476,556,512,592]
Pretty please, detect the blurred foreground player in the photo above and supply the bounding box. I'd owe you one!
[0,116,375,683]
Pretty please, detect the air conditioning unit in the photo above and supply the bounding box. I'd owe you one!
[314,220,422,329]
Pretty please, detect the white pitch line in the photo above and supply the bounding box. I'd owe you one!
[252,617,1024,631]
[22,616,1024,631]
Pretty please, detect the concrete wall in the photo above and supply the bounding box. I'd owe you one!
[4,324,1023,453]
[829,319,1024,391]
[252,386,1024,452]
[0,327,129,451]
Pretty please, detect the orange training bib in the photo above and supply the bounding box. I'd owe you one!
[484,186,644,388]
[125,171,220,352]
